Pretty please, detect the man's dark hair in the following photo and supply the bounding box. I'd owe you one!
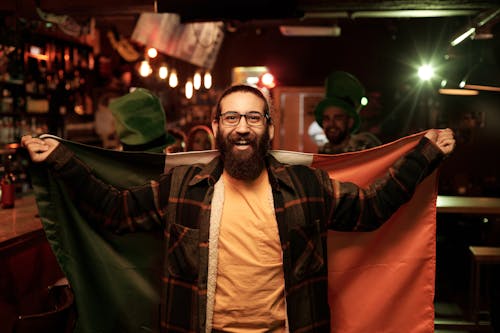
[214,84,272,123]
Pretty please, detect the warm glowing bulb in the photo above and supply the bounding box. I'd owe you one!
[193,72,202,90]
[261,73,275,87]
[139,60,152,77]
[147,48,158,58]
[185,80,193,99]
[169,69,178,88]
[159,65,168,79]
[203,72,212,89]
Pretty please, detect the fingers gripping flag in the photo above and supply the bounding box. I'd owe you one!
[32,131,437,333]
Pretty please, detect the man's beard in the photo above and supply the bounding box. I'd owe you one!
[325,126,348,145]
[217,130,270,181]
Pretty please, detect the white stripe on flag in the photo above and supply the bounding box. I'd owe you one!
[164,149,314,173]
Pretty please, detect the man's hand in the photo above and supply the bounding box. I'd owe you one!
[21,135,60,163]
[424,128,455,156]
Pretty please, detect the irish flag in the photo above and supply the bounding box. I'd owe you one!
[32,131,437,333]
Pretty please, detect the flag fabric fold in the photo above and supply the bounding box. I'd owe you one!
[31,131,437,333]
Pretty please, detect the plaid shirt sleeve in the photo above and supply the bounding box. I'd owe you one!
[45,143,169,232]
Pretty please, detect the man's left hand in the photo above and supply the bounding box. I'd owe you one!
[424,128,455,156]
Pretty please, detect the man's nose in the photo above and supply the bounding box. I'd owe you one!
[235,115,251,132]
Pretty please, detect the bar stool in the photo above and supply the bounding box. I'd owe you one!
[469,246,500,324]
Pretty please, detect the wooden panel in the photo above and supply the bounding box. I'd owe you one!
[272,86,324,152]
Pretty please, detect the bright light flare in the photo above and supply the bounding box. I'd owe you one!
[418,65,434,81]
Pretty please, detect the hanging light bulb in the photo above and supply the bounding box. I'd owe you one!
[139,60,152,77]
[260,72,276,89]
[169,69,178,88]
[185,80,194,99]
[159,64,168,80]
[193,71,202,90]
[203,71,212,89]
[147,47,158,58]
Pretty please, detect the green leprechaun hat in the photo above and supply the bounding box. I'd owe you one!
[314,71,366,133]
[109,88,175,153]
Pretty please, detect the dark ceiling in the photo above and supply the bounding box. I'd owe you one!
[2,0,499,18]
[2,0,499,89]
[2,0,499,28]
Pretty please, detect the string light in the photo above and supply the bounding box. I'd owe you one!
[169,69,178,88]
[147,47,158,58]
[185,80,194,99]
[139,60,152,77]
[193,71,202,90]
[204,71,212,89]
[158,64,168,79]
[136,59,215,92]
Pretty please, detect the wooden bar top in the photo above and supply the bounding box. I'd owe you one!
[437,195,500,215]
[0,194,42,246]
[469,246,500,263]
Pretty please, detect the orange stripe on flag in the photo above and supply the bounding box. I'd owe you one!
[311,132,437,333]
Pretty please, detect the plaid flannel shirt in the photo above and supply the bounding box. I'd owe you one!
[46,137,442,333]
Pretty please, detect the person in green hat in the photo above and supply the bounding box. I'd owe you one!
[313,71,381,154]
[108,88,175,153]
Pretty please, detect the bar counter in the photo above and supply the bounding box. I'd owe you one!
[0,194,42,245]
[437,195,500,215]
[0,193,63,333]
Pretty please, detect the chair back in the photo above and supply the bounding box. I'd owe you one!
[13,284,75,333]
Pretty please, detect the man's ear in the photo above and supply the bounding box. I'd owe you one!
[211,119,219,138]
[268,123,275,141]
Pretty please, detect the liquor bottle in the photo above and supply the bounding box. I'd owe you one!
[1,154,16,208]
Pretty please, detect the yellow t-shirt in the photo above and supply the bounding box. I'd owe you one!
[212,170,286,332]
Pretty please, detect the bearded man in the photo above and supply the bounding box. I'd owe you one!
[314,71,381,154]
[22,84,455,333]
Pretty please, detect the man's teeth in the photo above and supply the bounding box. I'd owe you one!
[235,140,250,145]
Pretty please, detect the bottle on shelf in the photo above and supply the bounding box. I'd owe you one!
[1,154,16,209]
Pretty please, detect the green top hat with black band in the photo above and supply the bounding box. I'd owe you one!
[109,88,174,153]
[314,71,366,133]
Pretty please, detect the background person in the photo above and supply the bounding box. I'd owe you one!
[165,128,187,153]
[313,71,382,154]
[21,84,455,333]
[186,124,216,151]
[108,88,174,153]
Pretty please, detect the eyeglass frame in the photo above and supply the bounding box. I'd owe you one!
[218,111,271,127]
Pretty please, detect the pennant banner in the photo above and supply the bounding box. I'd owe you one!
[32,131,436,333]
[131,13,224,70]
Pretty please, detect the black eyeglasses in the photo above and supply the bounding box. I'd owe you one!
[219,111,269,127]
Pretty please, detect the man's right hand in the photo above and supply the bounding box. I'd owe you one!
[21,135,60,163]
